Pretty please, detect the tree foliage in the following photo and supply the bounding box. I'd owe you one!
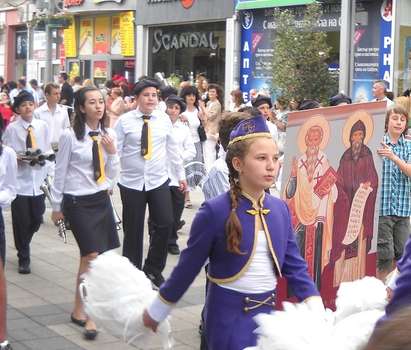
[272,3,337,104]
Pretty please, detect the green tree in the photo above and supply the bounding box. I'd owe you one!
[272,3,337,104]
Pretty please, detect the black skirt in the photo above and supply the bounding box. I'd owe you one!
[63,190,120,256]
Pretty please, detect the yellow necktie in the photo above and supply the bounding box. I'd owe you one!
[141,115,152,160]
[89,131,106,184]
[26,125,37,149]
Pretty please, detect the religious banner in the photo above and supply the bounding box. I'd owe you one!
[120,11,135,57]
[79,18,93,55]
[63,17,77,58]
[94,16,110,54]
[111,16,121,55]
[278,101,386,309]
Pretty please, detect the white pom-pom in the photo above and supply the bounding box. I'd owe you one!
[254,302,333,350]
[252,277,387,350]
[335,276,387,322]
[333,310,385,350]
[80,251,173,349]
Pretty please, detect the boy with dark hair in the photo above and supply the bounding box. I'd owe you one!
[58,72,74,108]
[3,91,51,274]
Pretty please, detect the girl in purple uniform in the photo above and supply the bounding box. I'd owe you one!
[143,116,323,349]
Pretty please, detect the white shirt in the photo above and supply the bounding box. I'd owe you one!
[32,88,45,106]
[3,117,51,196]
[147,230,278,323]
[222,230,277,293]
[169,120,195,187]
[202,154,229,201]
[266,120,279,143]
[0,145,18,208]
[373,96,394,108]
[115,108,185,191]
[34,103,70,144]
[50,126,119,211]
[9,89,19,104]
[182,109,201,143]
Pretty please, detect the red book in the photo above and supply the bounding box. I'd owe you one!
[313,167,338,199]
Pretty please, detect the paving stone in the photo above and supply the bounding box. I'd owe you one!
[19,304,64,317]
[6,307,26,320]
[4,189,206,349]
[21,337,80,350]
[30,313,71,327]
[8,326,57,341]
[7,342,30,350]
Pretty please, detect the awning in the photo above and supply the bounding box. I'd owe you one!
[235,0,316,10]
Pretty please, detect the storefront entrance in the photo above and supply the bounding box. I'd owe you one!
[148,22,226,86]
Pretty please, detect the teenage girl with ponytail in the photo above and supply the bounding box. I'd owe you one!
[143,115,323,349]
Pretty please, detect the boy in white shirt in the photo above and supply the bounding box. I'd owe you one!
[115,79,187,287]
[3,91,51,274]
[164,95,195,255]
[34,83,70,152]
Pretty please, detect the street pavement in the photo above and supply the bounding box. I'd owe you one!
[3,189,206,350]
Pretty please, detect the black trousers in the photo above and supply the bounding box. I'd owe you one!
[119,181,173,275]
[11,195,45,264]
[168,186,185,247]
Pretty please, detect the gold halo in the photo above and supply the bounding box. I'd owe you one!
[297,115,330,153]
[342,110,374,148]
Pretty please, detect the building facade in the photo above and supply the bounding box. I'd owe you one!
[135,0,237,107]
[0,4,29,81]
[236,0,402,102]
[59,0,136,86]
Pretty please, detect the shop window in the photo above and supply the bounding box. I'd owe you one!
[112,60,135,84]
[394,0,411,96]
[148,22,226,87]
[15,31,27,59]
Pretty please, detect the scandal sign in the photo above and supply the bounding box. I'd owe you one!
[152,29,218,53]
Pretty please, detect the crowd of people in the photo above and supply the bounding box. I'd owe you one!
[0,72,409,350]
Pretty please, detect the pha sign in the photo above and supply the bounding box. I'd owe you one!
[378,0,394,89]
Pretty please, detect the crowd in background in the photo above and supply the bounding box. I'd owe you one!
[0,71,410,349]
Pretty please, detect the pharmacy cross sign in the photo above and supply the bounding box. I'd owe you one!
[180,0,194,8]
[94,0,123,3]
[147,0,195,9]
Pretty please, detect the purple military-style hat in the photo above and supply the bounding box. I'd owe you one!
[228,115,271,146]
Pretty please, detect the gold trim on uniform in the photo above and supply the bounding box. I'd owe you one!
[228,132,272,146]
[208,191,283,283]
[302,295,322,303]
[208,213,259,284]
[259,211,282,277]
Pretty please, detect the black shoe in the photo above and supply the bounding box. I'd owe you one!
[18,262,31,274]
[168,245,180,255]
[144,270,165,289]
[70,313,86,327]
[0,340,12,350]
[84,328,98,341]
[177,220,185,231]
